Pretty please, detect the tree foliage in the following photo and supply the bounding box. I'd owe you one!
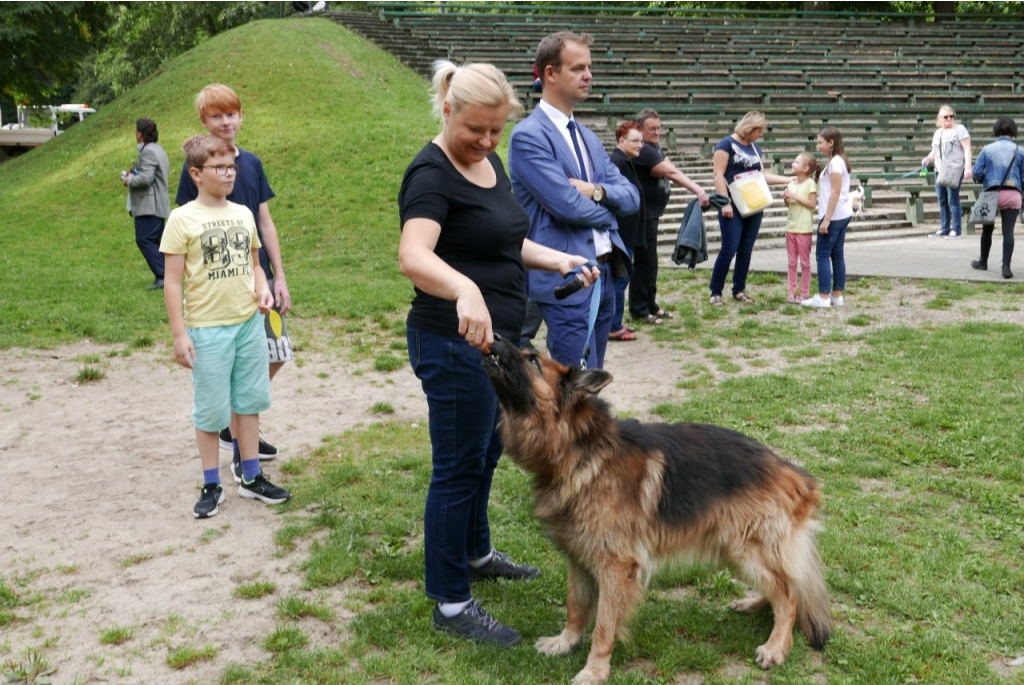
[0,2,108,103]
[90,2,278,100]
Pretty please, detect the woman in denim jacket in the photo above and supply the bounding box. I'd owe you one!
[970,117,1024,279]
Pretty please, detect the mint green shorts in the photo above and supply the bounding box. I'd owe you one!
[188,312,271,432]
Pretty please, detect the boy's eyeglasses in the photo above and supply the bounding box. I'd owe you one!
[203,164,239,176]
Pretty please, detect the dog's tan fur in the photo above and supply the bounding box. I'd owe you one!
[482,339,830,685]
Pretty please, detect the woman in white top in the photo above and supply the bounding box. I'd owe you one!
[802,126,854,308]
[921,105,972,238]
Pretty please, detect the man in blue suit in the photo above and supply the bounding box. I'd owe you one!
[509,31,640,369]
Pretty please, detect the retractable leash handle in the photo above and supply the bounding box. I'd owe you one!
[553,261,598,300]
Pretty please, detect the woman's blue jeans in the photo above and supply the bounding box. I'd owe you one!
[936,181,963,234]
[710,208,763,297]
[407,327,502,603]
[814,216,851,294]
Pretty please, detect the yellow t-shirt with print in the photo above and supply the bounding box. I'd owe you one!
[160,201,263,328]
[785,177,818,234]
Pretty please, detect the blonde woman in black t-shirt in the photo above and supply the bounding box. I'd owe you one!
[710,111,794,306]
[398,60,597,648]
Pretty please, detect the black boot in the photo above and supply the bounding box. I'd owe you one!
[1002,263,1013,279]
[971,259,987,271]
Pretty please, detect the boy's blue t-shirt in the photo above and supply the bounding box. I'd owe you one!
[713,137,764,184]
[175,147,276,277]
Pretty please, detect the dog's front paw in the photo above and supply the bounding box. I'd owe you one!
[535,631,579,656]
[572,665,610,684]
[754,644,787,668]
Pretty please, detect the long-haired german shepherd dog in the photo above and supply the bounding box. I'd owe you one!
[482,337,830,685]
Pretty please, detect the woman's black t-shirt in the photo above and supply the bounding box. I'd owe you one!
[609,147,647,249]
[398,144,530,341]
[713,136,764,184]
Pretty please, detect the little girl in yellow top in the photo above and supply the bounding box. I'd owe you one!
[782,152,819,303]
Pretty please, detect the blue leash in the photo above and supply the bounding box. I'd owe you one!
[553,262,601,369]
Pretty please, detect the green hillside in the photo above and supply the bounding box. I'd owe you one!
[0,18,438,349]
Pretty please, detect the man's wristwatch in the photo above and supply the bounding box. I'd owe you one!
[593,184,605,202]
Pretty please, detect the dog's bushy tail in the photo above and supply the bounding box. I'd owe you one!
[791,521,831,650]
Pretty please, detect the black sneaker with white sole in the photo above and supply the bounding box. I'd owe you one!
[239,473,291,504]
[219,427,278,460]
[194,484,225,519]
[231,453,242,484]
[431,599,521,647]
[218,428,233,452]
[468,549,541,582]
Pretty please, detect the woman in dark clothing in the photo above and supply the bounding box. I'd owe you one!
[398,60,597,647]
[710,111,794,305]
[608,120,646,341]
[970,116,1024,279]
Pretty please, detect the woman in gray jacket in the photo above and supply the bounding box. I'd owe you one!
[122,118,170,289]
[970,117,1024,279]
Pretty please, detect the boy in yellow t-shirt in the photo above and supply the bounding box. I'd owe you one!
[160,134,291,519]
[782,152,819,303]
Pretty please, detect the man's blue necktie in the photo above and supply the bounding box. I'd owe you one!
[567,120,588,182]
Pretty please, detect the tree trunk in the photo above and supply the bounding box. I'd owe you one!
[934,1,957,21]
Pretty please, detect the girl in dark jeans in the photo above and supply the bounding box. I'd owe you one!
[970,117,1024,279]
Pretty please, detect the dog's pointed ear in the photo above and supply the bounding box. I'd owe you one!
[563,367,613,396]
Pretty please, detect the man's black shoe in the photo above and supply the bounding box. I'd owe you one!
[468,549,541,582]
[432,600,521,647]
[147,278,164,290]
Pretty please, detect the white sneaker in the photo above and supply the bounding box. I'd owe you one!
[945,232,962,240]
[830,294,844,307]
[928,230,950,238]
[801,294,832,308]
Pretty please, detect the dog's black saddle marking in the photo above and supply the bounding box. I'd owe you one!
[618,420,778,527]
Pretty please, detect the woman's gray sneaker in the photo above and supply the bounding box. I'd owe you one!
[432,599,521,647]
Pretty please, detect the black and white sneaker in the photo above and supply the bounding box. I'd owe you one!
[218,428,278,460]
[468,549,541,582]
[239,473,291,505]
[928,230,950,238]
[218,428,233,451]
[194,484,225,519]
[432,600,521,647]
[230,453,242,484]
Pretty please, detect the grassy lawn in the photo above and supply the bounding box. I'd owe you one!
[220,273,1024,685]
[2,15,1024,685]
[0,17,434,350]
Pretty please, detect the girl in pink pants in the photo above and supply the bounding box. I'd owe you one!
[782,153,819,303]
